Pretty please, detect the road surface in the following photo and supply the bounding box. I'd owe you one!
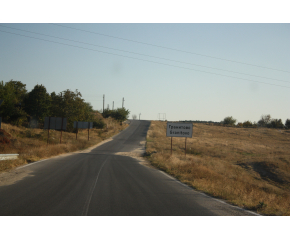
[0,120,258,216]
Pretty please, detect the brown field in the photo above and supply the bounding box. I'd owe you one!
[145,121,290,215]
[0,118,128,173]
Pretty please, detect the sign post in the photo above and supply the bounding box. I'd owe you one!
[60,117,64,143]
[47,117,51,145]
[171,137,172,155]
[166,122,193,156]
[185,137,187,156]
[73,121,93,141]
[44,117,67,145]
[88,122,90,141]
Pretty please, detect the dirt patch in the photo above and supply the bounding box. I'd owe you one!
[115,141,155,169]
[250,162,289,185]
[115,151,155,169]
[236,162,252,171]
[0,169,34,187]
[0,129,13,144]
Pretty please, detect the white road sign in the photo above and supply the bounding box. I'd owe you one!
[166,122,193,138]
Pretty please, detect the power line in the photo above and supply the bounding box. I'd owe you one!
[50,23,290,74]
[1,24,288,84]
[1,29,290,89]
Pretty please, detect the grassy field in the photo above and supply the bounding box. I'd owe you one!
[0,118,128,173]
[145,121,290,216]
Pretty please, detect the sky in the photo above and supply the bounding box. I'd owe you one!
[1,3,290,125]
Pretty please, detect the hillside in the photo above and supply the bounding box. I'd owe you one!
[146,121,290,215]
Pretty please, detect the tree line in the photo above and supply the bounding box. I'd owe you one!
[222,115,290,129]
[0,80,130,131]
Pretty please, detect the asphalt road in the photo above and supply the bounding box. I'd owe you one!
[0,120,258,216]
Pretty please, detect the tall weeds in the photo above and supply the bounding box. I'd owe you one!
[0,118,128,172]
[146,121,290,215]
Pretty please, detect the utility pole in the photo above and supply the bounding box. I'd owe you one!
[103,94,105,113]
[158,113,166,121]
[112,101,114,110]
[139,113,141,120]
[122,97,124,108]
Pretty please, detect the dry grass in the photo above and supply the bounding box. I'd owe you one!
[0,118,128,172]
[146,121,290,215]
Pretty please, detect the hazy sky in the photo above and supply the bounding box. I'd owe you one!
[1,7,289,123]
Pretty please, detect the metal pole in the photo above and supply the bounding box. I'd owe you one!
[171,137,172,155]
[185,137,187,156]
[112,101,114,110]
[76,121,78,140]
[88,122,90,141]
[47,117,50,145]
[60,117,63,143]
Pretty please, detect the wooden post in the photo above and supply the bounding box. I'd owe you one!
[171,137,172,155]
[88,122,90,141]
[60,117,63,144]
[47,117,50,145]
[185,137,187,156]
[76,121,78,140]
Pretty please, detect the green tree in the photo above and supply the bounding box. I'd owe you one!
[268,119,284,128]
[111,108,130,122]
[102,109,112,118]
[285,119,290,129]
[258,114,271,127]
[50,91,63,118]
[102,107,130,122]
[0,80,28,125]
[50,89,95,131]
[24,84,51,123]
[222,116,236,126]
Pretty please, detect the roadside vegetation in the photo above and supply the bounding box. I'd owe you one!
[0,79,130,131]
[145,121,290,216]
[0,79,131,172]
[0,117,128,173]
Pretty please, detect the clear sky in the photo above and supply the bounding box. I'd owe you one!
[1,4,290,124]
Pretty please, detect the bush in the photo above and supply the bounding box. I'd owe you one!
[102,108,130,122]
[93,118,106,129]
[237,122,243,127]
[243,120,253,127]
[222,116,236,126]
[102,109,112,119]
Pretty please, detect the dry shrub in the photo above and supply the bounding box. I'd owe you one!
[146,121,290,215]
[0,119,128,172]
